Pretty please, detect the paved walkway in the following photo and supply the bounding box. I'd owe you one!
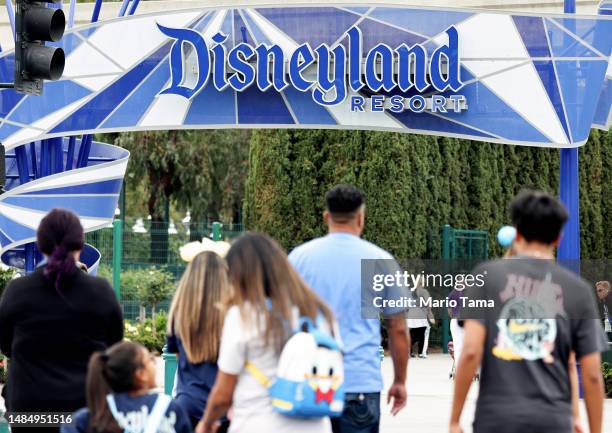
[2,353,611,432]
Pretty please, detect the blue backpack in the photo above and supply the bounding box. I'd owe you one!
[245,317,345,418]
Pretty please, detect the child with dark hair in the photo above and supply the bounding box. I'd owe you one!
[62,341,192,433]
[0,208,123,432]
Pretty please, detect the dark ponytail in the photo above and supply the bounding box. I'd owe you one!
[86,342,145,433]
[36,208,84,291]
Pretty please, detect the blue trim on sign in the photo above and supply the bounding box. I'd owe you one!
[237,86,294,124]
[50,42,173,133]
[368,7,472,37]
[0,230,13,248]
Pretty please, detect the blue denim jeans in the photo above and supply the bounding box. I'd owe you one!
[331,392,380,433]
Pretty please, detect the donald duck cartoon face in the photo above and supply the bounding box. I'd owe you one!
[305,346,343,406]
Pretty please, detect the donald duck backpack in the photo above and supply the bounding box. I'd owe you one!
[245,317,345,418]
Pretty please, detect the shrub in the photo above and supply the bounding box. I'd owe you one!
[603,362,612,398]
[0,267,15,301]
[0,355,7,384]
[124,311,168,354]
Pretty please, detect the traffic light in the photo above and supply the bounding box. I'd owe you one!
[14,0,66,95]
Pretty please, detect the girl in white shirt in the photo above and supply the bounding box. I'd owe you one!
[197,233,336,433]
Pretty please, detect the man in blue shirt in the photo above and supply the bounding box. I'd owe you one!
[289,184,410,433]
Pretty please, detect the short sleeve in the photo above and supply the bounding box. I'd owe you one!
[217,306,247,375]
[571,319,608,359]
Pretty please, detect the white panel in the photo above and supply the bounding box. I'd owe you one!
[72,75,119,92]
[86,11,203,70]
[63,42,123,77]
[203,10,228,45]
[433,13,568,144]
[139,94,191,126]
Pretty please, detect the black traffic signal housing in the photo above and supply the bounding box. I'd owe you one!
[14,0,66,95]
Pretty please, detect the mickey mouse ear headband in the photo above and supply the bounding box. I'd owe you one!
[179,238,231,262]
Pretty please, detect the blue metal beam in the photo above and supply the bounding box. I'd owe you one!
[558,0,580,261]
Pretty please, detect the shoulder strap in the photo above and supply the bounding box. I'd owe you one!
[245,361,272,388]
[143,394,172,433]
[105,395,122,430]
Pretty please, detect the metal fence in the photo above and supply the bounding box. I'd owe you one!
[86,219,243,320]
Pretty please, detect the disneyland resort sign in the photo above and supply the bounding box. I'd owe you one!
[158,24,467,114]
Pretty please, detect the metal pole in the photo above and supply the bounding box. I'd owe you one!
[112,219,122,300]
[558,0,580,262]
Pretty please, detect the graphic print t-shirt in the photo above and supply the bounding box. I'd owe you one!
[462,258,607,426]
[61,393,192,433]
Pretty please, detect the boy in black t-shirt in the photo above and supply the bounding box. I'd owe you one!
[450,190,607,433]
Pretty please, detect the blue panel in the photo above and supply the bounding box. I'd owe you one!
[239,10,271,44]
[0,229,13,247]
[237,86,294,124]
[550,18,612,56]
[391,109,496,139]
[555,59,609,143]
[184,82,236,125]
[50,42,172,133]
[0,215,36,243]
[283,88,336,124]
[358,18,425,52]
[592,77,611,127]
[0,90,24,118]
[545,19,601,58]
[102,61,171,128]
[385,84,548,142]
[21,179,124,196]
[3,195,119,218]
[513,16,550,58]
[8,81,91,125]
[222,10,234,48]
[0,54,15,82]
[256,7,360,47]
[368,8,472,37]
[0,123,21,140]
[533,61,571,141]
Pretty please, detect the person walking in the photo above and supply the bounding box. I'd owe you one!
[289,184,410,433]
[595,281,611,337]
[407,286,433,359]
[450,190,607,433]
[0,208,124,433]
[197,233,338,433]
[166,250,231,429]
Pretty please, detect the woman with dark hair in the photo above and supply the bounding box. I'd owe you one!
[0,208,123,432]
[198,233,337,433]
